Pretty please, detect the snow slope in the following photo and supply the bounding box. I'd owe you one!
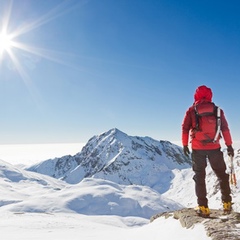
[0,160,181,218]
[0,159,211,240]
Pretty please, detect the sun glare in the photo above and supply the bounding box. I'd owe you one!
[0,0,80,85]
[0,31,13,54]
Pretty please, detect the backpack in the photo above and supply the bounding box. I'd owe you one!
[194,102,221,144]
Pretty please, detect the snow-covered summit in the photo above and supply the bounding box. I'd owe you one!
[27,128,191,192]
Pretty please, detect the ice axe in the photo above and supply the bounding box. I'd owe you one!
[229,155,237,187]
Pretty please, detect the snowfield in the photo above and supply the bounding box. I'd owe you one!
[0,157,211,240]
[0,212,210,240]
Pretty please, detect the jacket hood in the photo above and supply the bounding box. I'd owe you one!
[194,85,212,103]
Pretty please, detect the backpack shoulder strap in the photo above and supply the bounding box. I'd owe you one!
[213,106,221,143]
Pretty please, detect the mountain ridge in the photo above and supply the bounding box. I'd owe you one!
[26,128,191,193]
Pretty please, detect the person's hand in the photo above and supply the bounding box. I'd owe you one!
[227,145,234,157]
[183,146,190,157]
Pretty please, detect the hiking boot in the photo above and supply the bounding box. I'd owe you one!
[195,206,210,217]
[223,202,232,214]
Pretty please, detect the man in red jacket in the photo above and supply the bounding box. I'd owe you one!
[182,85,234,217]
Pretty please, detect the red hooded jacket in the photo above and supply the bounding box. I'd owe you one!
[182,85,232,150]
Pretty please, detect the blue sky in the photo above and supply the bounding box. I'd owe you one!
[0,0,240,144]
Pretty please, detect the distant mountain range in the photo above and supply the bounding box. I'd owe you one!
[26,128,191,193]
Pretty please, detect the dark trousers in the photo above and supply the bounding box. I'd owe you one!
[192,149,231,207]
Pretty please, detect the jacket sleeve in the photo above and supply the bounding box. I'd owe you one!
[182,107,192,146]
[220,109,233,146]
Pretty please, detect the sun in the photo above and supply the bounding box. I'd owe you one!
[0,31,13,55]
[0,0,79,80]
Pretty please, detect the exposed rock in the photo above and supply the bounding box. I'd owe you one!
[150,208,240,240]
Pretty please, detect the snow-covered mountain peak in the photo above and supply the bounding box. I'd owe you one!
[99,128,128,139]
[27,129,191,193]
[84,127,128,155]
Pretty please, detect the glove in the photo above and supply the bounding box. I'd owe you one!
[227,145,234,157]
[183,146,190,156]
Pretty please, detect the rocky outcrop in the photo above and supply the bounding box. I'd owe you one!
[150,208,240,240]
